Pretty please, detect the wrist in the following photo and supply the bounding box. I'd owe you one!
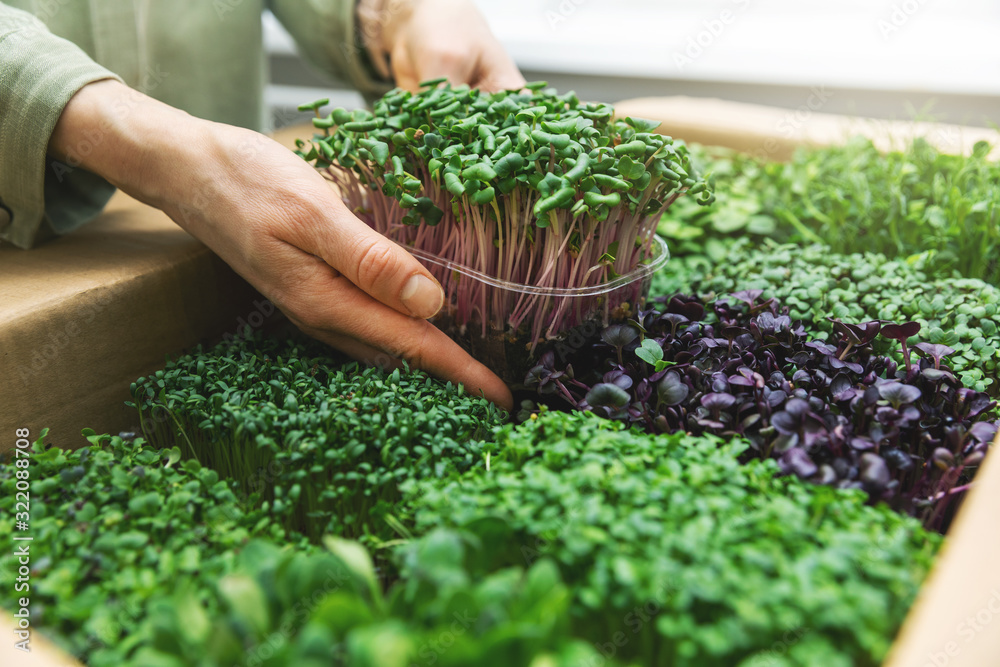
[48,79,212,209]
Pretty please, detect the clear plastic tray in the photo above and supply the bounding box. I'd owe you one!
[400,235,669,384]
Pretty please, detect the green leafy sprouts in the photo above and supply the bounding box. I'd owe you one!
[296,81,713,346]
[128,332,505,544]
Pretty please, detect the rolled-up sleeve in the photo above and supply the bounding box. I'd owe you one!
[0,3,121,249]
[268,0,393,103]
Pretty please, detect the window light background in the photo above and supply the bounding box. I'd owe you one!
[264,0,999,130]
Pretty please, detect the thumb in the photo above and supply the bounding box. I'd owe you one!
[285,202,445,320]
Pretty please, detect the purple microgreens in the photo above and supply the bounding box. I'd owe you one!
[780,448,818,478]
[659,312,690,337]
[728,289,775,316]
[877,382,922,410]
[601,324,639,366]
[880,321,921,373]
[525,291,998,532]
[584,383,631,418]
[827,319,881,360]
[913,343,956,370]
[859,453,892,495]
[657,371,690,407]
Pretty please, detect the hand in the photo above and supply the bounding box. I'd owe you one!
[49,80,514,410]
[378,0,525,92]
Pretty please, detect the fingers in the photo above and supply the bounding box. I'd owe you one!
[474,43,526,92]
[279,200,445,321]
[274,241,513,411]
[306,321,513,412]
[412,45,477,91]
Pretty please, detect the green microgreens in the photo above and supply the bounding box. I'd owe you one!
[128,332,505,545]
[297,82,713,348]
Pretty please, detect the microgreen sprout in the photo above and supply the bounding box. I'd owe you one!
[298,82,712,349]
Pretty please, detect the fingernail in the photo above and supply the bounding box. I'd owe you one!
[400,274,444,319]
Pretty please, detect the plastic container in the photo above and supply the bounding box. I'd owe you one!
[403,235,670,386]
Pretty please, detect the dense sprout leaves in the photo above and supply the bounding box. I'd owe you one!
[657,138,1000,284]
[301,82,712,227]
[405,410,940,667]
[0,430,303,663]
[128,332,505,544]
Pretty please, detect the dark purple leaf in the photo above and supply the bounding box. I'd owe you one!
[784,398,810,417]
[914,343,956,368]
[771,410,801,435]
[657,372,690,406]
[878,381,922,408]
[964,391,994,418]
[921,368,955,383]
[791,369,812,385]
[603,369,633,391]
[701,392,736,413]
[830,374,856,402]
[827,356,864,374]
[883,448,914,471]
[601,324,639,349]
[781,448,818,478]
[659,312,689,332]
[805,340,837,356]
[765,389,787,408]
[710,373,730,394]
[722,325,746,340]
[585,383,630,409]
[730,289,764,306]
[880,321,921,342]
[859,453,891,493]
[827,319,881,345]
[849,437,875,451]
[968,421,998,444]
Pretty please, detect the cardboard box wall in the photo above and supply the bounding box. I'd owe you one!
[3,101,998,667]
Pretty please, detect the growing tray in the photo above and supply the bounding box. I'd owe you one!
[4,100,998,667]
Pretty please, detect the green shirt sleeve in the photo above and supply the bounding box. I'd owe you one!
[268,0,394,103]
[0,3,122,249]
